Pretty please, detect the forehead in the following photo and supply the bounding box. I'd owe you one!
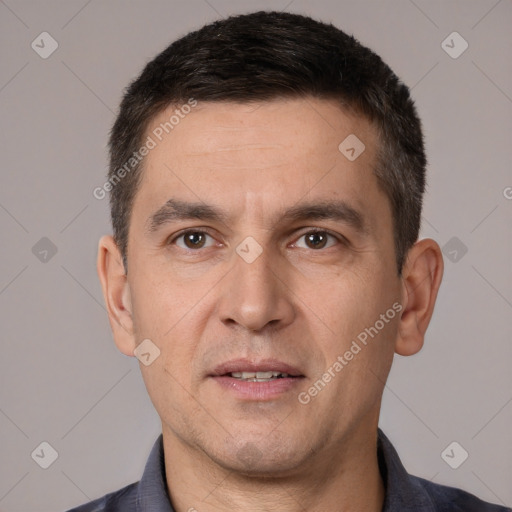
[146,98,377,166]
[133,97,387,232]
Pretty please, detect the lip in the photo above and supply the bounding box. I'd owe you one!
[209,358,305,401]
[210,358,304,377]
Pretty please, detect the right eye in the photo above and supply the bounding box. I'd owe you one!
[169,230,217,251]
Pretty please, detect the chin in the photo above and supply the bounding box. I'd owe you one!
[210,435,309,477]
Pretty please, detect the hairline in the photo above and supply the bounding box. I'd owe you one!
[117,95,404,274]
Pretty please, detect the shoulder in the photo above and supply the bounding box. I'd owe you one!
[64,481,138,511]
[410,474,511,512]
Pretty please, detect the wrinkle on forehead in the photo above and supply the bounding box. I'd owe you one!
[184,143,286,156]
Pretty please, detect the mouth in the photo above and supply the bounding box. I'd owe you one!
[209,359,305,400]
[228,371,294,382]
[210,358,304,379]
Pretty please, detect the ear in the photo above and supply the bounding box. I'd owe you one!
[395,238,444,356]
[97,235,136,357]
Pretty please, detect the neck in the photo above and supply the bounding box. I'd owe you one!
[162,422,386,512]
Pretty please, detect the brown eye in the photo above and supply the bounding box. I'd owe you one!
[295,230,338,250]
[184,232,206,249]
[305,232,328,249]
[173,230,215,250]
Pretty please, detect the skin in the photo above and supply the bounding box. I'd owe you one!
[97,97,444,512]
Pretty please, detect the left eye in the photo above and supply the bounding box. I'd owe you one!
[174,231,216,250]
[294,231,339,250]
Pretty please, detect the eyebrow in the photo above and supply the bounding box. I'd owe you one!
[146,198,368,235]
[146,199,229,233]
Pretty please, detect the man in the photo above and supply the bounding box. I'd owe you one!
[69,10,510,512]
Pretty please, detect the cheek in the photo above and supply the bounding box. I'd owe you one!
[130,272,207,379]
[138,358,199,439]
[129,269,192,337]
[317,265,399,355]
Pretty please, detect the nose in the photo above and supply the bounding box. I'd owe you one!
[216,241,295,332]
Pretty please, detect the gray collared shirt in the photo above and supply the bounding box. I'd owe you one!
[66,428,510,511]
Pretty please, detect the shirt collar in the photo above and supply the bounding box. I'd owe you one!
[136,429,436,511]
[136,434,175,511]
[378,428,436,511]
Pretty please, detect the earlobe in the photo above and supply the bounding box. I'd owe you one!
[96,235,136,357]
[395,238,444,357]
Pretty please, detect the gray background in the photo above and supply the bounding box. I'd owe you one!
[0,0,511,510]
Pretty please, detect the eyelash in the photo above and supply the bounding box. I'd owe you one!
[168,228,347,252]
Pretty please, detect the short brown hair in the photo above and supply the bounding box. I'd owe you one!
[108,10,426,275]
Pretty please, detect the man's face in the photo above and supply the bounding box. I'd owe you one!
[125,98,402,474]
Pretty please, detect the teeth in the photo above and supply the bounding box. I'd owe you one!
[230,371,290,380]
[257,371,273,378]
